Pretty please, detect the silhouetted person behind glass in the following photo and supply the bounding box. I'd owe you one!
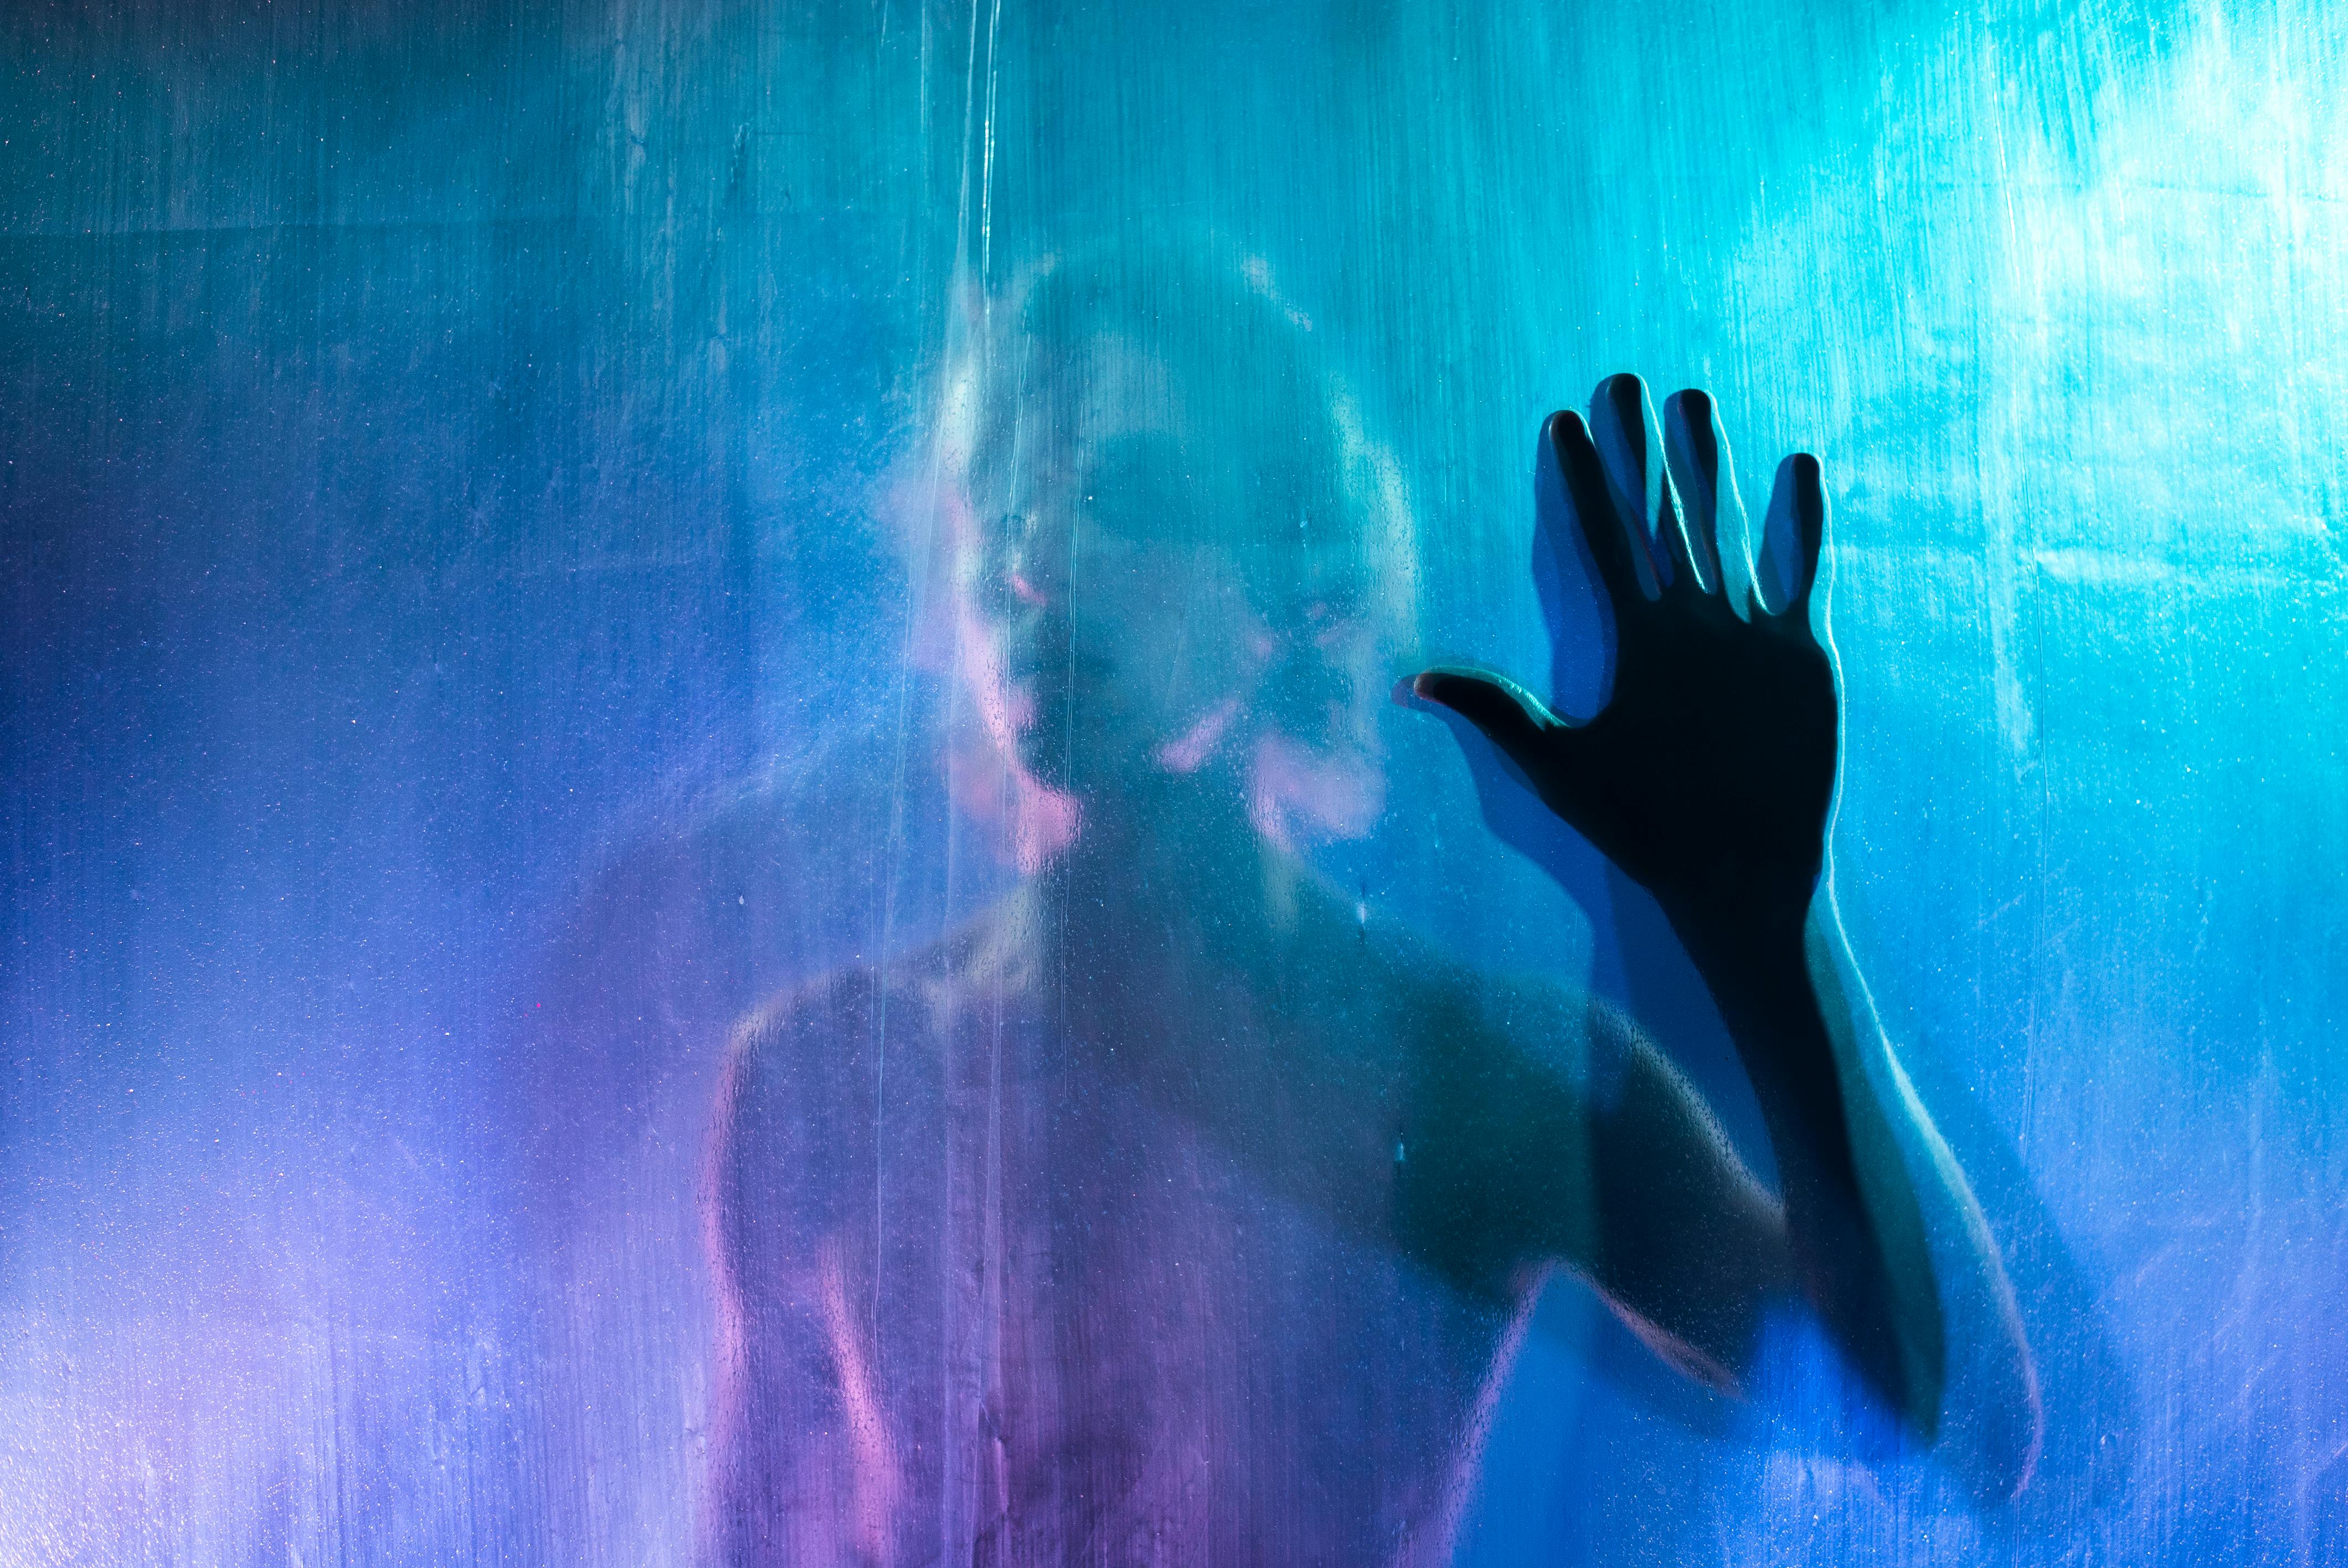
[706,247,2039,1566]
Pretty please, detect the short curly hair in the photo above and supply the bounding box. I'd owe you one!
[940,233,1420,641]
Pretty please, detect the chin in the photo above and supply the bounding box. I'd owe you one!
[1016,734,1201,804]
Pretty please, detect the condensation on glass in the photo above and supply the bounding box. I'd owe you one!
[3,2,2344,1564]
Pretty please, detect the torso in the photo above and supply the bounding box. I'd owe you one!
[707,881,1594,1566]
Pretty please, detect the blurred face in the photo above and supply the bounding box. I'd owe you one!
[976,432,1265,790]
[956,337,1389,845]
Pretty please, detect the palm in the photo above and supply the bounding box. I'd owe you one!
[1418,378,1837,931]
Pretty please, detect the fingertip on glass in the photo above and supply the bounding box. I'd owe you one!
[1543,407,1588,447]
[1393,670,1460,711]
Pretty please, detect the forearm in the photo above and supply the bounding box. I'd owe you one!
[1667,888,1948,1432]
[1796,891,2044,1494]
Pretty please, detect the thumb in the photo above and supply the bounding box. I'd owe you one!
[1402,668,1559,772]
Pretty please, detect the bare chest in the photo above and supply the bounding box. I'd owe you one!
[840,999,1511,1562]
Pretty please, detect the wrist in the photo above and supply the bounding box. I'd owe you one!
[1657,878,1847,1132]
[1656,871,1819,979]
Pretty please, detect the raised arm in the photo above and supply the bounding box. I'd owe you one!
[1410,375,2039,1492]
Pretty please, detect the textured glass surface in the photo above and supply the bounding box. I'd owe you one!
[6,2,2346,1562]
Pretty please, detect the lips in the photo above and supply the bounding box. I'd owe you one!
[998,614,1117,711]
[996,634,1130,791]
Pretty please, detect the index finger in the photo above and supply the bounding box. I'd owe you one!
[1546,409,1654,620]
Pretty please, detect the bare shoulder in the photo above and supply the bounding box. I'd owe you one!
[724,959,895,1076]
[710,907,1032,1247]
[723,900,1036,1097]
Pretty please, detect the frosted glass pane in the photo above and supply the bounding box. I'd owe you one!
[6,3,2345,1562]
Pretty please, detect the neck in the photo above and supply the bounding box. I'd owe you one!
[1029,763,1316,987]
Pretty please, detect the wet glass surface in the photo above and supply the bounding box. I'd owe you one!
[6,3,2348,1561]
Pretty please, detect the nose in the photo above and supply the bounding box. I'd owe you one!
[971,513,1060,620]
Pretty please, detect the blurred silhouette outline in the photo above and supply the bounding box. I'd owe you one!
[702,247,2053,1565]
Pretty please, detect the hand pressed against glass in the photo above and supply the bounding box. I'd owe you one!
[1419,384,1836,933]
[1412,374,2038,1487]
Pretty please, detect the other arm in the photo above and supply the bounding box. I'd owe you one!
[704,982,906,1565]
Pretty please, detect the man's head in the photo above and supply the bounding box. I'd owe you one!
[929,240,1417,862]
